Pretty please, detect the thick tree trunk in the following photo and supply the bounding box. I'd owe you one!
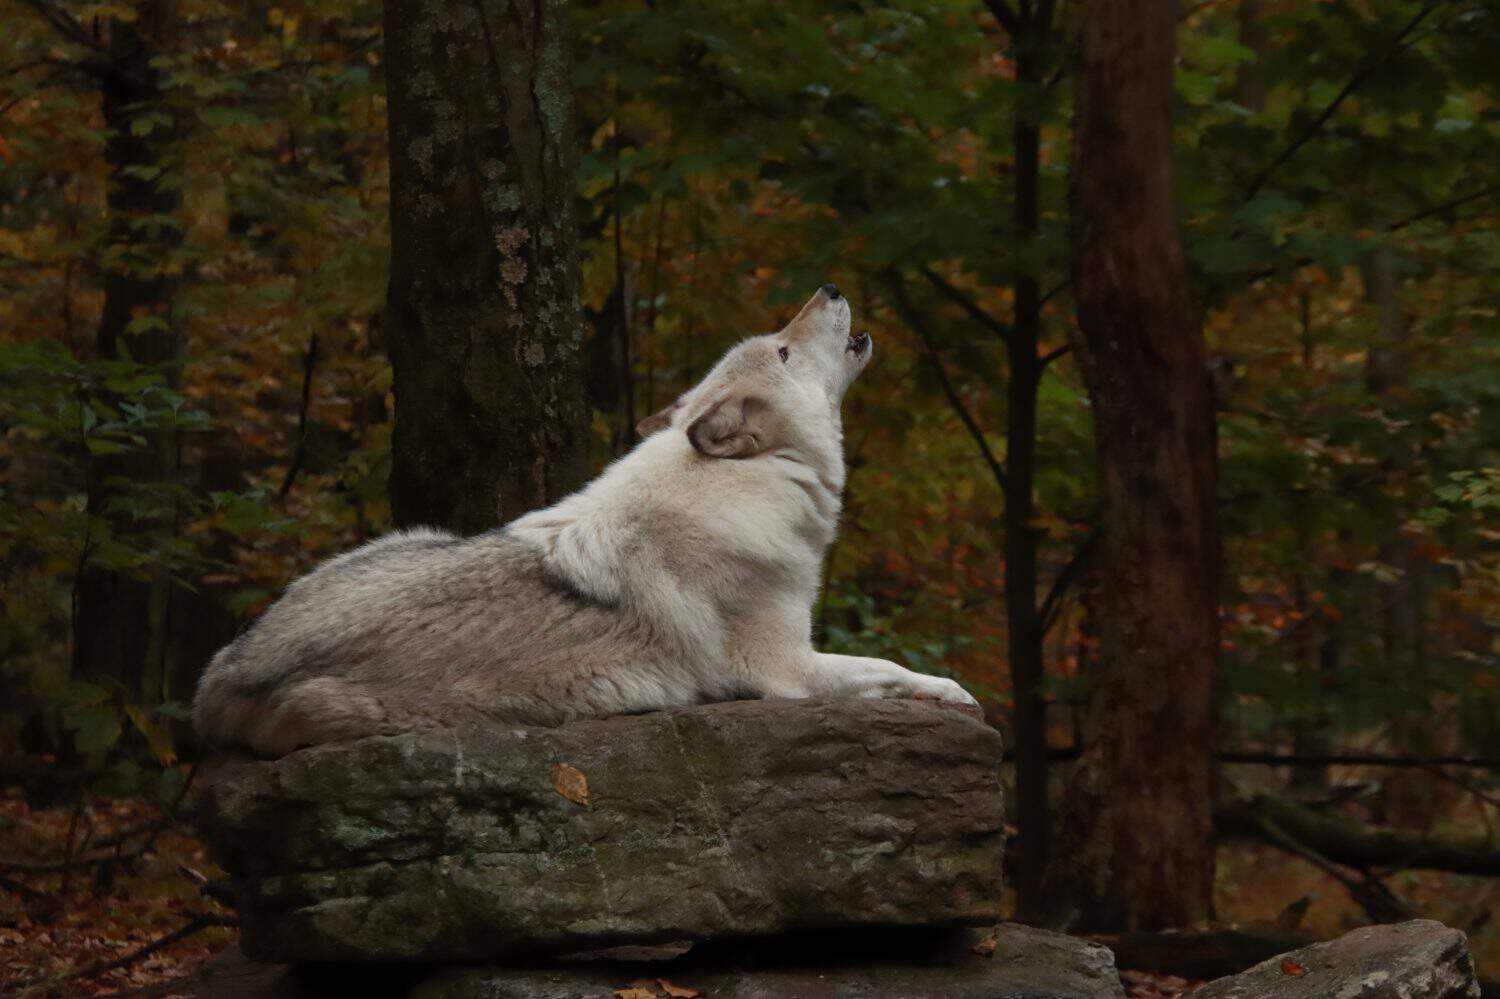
[383,0,589,533]
[1048,0,1219,931]
[72,6,184,705]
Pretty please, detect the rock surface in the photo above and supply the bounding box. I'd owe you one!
[1194,920,1480,999]
[202,697,1006,963]
[184,925,1125,999]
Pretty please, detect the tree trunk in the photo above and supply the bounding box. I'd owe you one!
[383,0,590,533]
[1048,0,1219,931]
[1232,0,1268,113]
[1006,2,1050,919]
[1362,248,1447,828]
[72,5,184,706]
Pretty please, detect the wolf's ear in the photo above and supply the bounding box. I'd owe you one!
[686,396,774,459]
[636,400,681,438]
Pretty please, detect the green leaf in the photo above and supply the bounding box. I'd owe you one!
[127,112,173,137]
[1177,70,1218,107]
[68,706,122,754]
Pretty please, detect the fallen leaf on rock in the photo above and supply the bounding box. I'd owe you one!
[971,932,997,957]
[551,762,589,806]
[613,988,656,999]
[1280,958,1308,976]
[658,979,701,998]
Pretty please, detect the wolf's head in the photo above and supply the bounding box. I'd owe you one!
[637,284,871,460]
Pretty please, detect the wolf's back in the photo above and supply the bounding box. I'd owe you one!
[191,528,465,756]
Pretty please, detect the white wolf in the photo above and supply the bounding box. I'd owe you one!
[193,285,977,757]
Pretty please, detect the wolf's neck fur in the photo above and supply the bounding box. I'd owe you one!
[506,427,845,663]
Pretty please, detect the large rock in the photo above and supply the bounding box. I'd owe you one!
[1194,920,1480,999]
[202,698,1006,963]
[183,926,1125,999]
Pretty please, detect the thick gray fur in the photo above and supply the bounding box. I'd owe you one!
[193,288,976,757]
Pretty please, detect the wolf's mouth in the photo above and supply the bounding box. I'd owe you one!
[846,331,870,356]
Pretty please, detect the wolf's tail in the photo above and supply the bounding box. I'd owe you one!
[193,650,392,758]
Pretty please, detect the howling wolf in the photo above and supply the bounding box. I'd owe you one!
[193,285,977,756]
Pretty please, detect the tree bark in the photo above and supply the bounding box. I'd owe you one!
[383,0,590,533]
[1048,0,1219,931]
[72,4,184,705]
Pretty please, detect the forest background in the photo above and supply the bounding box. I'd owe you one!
[2,0,1500,989]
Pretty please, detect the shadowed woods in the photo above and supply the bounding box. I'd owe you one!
[2,0,1500,994]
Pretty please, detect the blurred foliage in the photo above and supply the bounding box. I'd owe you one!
[0,0,1497,788]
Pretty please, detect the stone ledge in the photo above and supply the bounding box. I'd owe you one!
[202,697,1006,963]
[182,925,1125,999]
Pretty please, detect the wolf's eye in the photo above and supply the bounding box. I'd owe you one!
[777,345,790,362]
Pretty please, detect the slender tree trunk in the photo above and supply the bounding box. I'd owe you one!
[1006,3,1051,919]
[383,0,589,533]
[72,5,184,706]
[1289,290,1330,792]
[1362,248,1445,828]
[1049,0,1219,931]
[1232,0,1268,113]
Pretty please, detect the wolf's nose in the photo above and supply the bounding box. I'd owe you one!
[821,283,842,301]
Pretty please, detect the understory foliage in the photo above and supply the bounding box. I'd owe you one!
[1,0,1498,848]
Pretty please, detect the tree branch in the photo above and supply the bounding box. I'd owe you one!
[1038,529,1098,635]
[12,911,238,992]
[0,65,86,116]
[278,333,320,501]
[919,266,1012,342]
[1218,793,1500,876]
[1240,182,1498,284]
[1239,806,1416,923]
[1039,343,1072,368]
[1243,1,1444,200]
[888,272,1008,496]
[1385,184,1496,232]
[18,0,103,53]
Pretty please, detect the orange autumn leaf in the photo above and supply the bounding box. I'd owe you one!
[551,762,590,806]
[659,980,701,998]
[1280,958,1308,977]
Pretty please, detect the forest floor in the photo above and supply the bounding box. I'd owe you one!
[0,785,235,997]
[0,782,1495,998]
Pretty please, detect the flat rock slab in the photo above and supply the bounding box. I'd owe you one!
[1194,920,1480,999]
[202,698,1005,963]
[184,925,1124,999]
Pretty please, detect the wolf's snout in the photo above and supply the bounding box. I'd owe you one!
[821,283,842,301]
[847,331,870,355]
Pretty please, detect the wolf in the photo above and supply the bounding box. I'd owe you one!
[192,285,977,757]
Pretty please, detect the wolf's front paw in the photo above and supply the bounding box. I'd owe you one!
[909,674,980,709]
